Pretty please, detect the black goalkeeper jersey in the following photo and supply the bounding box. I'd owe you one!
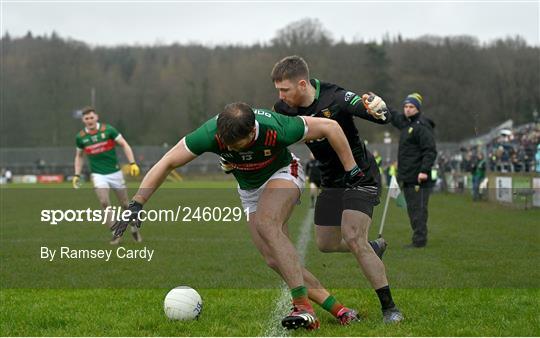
[274,79,391,186]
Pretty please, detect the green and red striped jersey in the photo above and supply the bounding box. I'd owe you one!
[75,123,121,175]
[184,109,307,189]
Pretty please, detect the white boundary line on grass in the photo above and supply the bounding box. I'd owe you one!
[263,209,314,337]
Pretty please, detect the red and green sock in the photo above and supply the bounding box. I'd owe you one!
[321,295,346,318]
[291,286,311,308]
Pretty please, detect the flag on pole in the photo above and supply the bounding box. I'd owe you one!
[389,175,407,208]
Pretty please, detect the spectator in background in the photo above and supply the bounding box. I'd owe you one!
[536,144,540,173]
[372,150,386,186]
[385,160,398,187]
[35,158,46,173]
[470,153,486,201]
[5,169,13,183]
[390,93,437,248]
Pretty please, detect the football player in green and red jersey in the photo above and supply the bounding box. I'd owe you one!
[111,102,370,330]
[73,106,141,244]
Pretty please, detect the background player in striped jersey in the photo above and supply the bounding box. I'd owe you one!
[73,106,141,244]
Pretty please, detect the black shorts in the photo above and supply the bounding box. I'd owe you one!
[315,155,381,226]
[309,177,321,187]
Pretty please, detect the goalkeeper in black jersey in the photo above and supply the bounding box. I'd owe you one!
[271,55,403,324]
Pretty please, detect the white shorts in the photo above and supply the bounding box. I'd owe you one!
[91,170,126,189]
[238,155,305,213]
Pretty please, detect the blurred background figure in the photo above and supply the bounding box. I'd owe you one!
[73,106,142,245]
[305,153,322,208]
[470,153,486,201]
[536,144,540,173]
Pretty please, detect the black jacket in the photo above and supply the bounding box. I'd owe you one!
[390,110,437,184]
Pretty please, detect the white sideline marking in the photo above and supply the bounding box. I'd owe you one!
[263,209,314,337]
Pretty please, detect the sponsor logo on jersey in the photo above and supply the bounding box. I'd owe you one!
[264,149,272,156]
[84,139,115,155]
[222,153,234,158]
[101,133,106,139]
[234,154,278,171]
[408,127,414,134]
[344,91,356,102]
[254,109,272,118]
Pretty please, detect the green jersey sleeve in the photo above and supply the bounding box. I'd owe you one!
[184,117,219,155]
[275,114,307,147]
[75,134,84,149]
[107,124,120,140]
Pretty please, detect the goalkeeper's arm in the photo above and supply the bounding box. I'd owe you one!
[340,91,391,124]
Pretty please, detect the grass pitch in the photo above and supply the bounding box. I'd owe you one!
[1,181,538,336]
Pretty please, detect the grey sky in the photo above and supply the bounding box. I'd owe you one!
[2,1,539,46]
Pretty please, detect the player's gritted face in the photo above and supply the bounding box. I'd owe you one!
[403,103,419,117]
[225,129,256,152]
[82,112,99,130]
[274,79,307,107]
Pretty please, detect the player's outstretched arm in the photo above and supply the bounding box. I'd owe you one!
[111,138,197,238]
[342,91,391,124]
[133,138,197,205]
[302,116,368,187]
[73,148,84,189]
[116,135,140,176]
[302,116,357,171]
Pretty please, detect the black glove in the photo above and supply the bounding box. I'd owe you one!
[343,165,366,188]
[111,200,143,238]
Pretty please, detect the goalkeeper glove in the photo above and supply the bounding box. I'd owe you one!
[362,93,388,120]
[129,162,140,176]
[72,175,81,189]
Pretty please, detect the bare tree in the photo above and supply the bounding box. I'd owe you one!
[271,18,333,47]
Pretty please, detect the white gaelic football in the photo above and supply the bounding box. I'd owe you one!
[164,286,203,320]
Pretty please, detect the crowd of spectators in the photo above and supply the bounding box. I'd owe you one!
[437,123,540,175]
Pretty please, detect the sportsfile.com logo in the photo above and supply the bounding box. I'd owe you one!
[40,206,249,225]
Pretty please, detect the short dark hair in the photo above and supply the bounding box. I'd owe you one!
[217,102,255,145]
[81,106,96,115]
[271,55,310,82]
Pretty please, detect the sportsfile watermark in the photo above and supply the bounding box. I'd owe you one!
[40,206,250,225]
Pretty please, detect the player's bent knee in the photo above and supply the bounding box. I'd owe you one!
[344,238,373,257]
[316,237,340,253]
[342,236,359,251]
[341,230,369,251]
